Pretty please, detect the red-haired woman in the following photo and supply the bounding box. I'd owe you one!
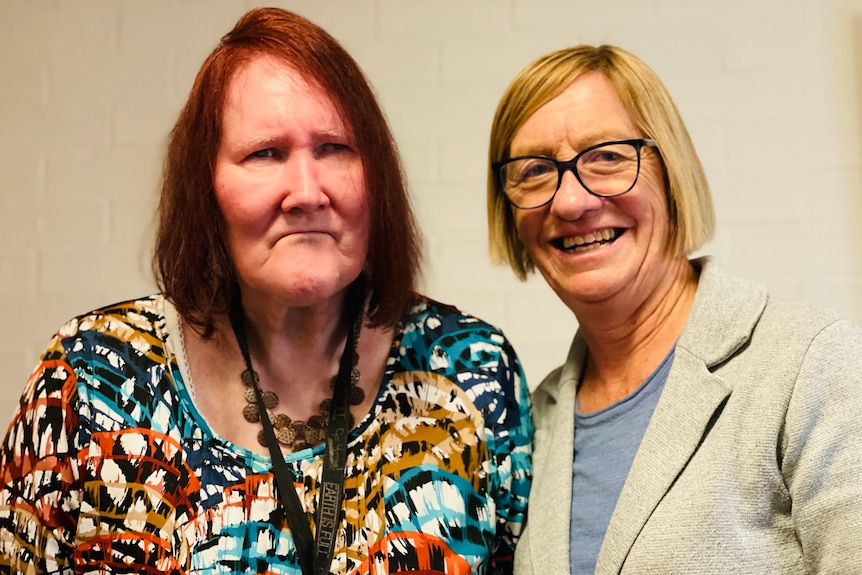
[0,8,532,574]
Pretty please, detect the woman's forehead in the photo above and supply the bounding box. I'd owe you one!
[510,72,638,156]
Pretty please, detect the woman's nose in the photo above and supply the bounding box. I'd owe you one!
[280,153,329,212]
[550,169,603,219]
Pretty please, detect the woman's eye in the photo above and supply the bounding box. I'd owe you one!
[581,144,635,166]
[523,163,553,178]
[317,142,351,157]
[515,160,554,182]
[248,148,279,160]
[584,150,622,163]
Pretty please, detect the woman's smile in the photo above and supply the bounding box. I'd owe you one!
[552,227,624,253]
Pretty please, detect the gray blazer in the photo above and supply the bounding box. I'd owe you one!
[514,257,862,574]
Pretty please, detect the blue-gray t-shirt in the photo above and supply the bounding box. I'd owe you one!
[569,346,675,575]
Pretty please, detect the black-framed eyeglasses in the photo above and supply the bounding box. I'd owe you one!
[492,138,658,209]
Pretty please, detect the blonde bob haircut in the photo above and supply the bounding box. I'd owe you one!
[487,45,715,279]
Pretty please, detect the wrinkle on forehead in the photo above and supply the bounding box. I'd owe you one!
[224,55,349,130]
[509,71,641,160]
[220,54,351,153]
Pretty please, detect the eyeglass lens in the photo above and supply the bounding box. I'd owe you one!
[500,141,643,208]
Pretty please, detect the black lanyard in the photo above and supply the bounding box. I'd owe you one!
[228,278,365,575]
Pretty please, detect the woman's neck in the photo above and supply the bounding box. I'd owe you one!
[232,291,356,399]
[575,258,698,413]
[240,289,348,354]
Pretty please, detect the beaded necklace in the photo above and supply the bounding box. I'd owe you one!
[237,301,364,451]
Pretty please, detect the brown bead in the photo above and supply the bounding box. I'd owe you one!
[303,427,323,445]
[291,421,308,436]
[241,369,259,387]
[260,391,278,410]
[293,440,309,451]
[319,399,332,416]
[271,413,291,429]
[275,426,296,445]
[243,404,261,423]
[257,429,267,448]
[349,384,364,406]
[308,414,327,429]
[244,387,257,403]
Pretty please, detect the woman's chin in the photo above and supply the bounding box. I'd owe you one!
[548,271,630,308]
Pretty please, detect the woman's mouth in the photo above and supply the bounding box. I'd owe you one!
[553,228,622,253]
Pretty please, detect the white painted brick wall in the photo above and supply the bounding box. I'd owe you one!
[1,0,860,420]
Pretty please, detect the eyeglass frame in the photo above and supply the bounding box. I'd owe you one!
[492,138,659,209]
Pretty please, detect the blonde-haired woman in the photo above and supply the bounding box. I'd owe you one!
[488,44,862,574]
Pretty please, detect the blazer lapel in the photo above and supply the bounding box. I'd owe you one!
[595,352,732,573]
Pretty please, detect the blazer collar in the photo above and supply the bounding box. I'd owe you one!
[678,256,767,367]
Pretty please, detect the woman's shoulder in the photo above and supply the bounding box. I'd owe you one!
[50,294,172,368]
[756,298,862,374]
[389,295,529,433]
[403,294,506,337]
[394,294,517,376]
[26,294,181,431]
[56,294,166,336]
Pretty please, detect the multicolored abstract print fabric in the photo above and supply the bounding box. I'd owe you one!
[0,295,532,574]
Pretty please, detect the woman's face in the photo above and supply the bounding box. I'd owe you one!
[510,71,672,312]
[213,54,369,310]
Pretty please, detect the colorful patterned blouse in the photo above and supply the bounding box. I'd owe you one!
[0,295,532,574]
